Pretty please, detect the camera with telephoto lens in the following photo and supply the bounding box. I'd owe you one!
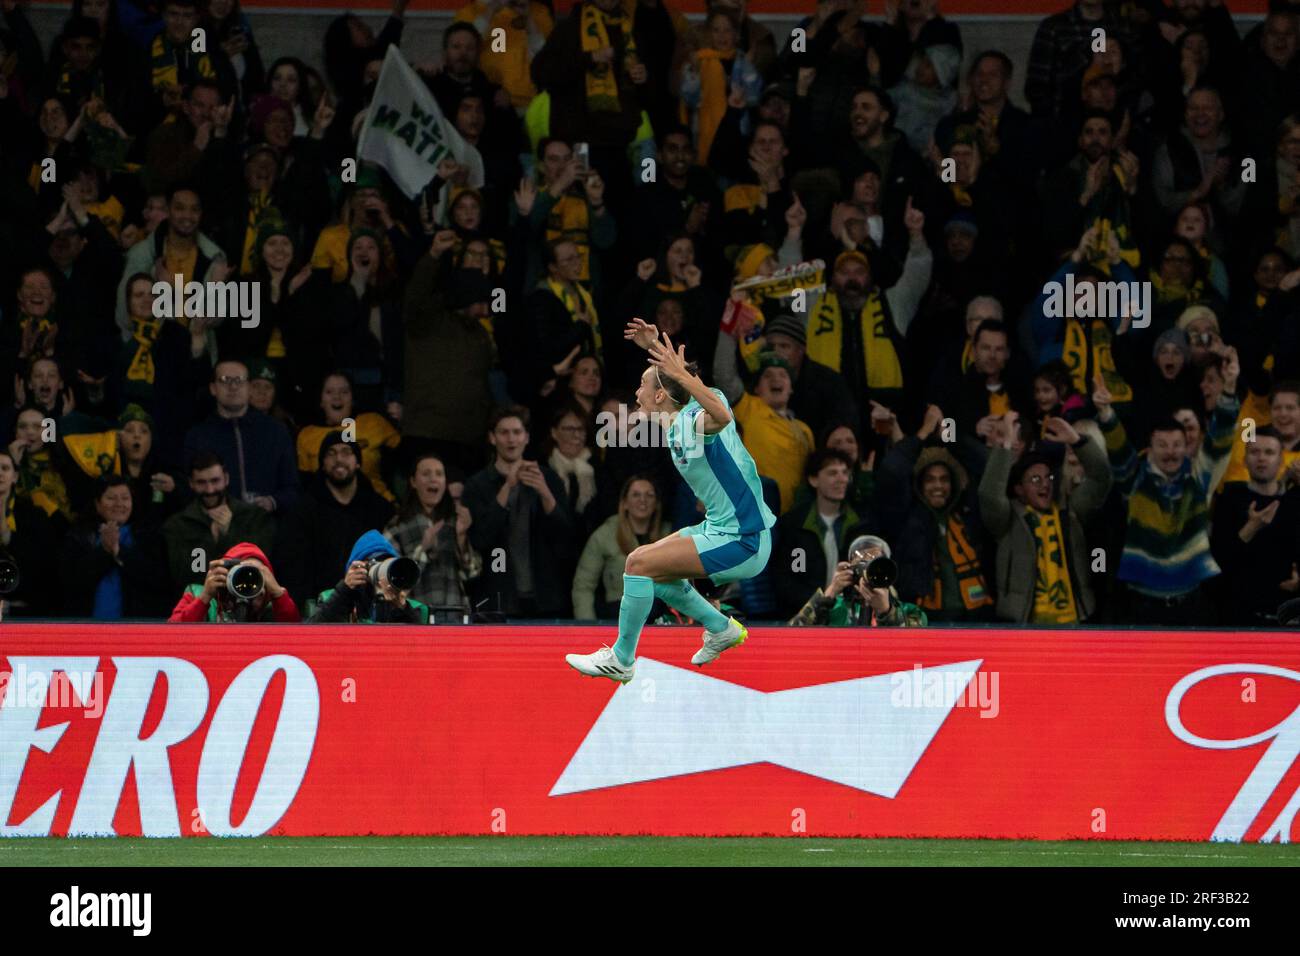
[367,556,420,596]
[0,557,19,595]
[214,559,265,601]
[848,555,898,596]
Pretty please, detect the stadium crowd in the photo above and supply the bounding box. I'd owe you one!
[1,0,1299,626]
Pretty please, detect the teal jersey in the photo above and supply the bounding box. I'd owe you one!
[666,389,777,536]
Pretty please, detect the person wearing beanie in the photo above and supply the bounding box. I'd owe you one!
[310,169,416,283]
[168,540,300,622]
[888,43,961,154]
[804,204,932,415]
[877,416,995,623]
[59,404,182,525]
[244,358,298,434]
[1127,328,1200,448]
[307,529,429,623]
[275,430,395,610]
[717,310,860,444]
[400,236,497,475]
[296,371,401,500]
[733,242,778,282]
[788,531,928,627]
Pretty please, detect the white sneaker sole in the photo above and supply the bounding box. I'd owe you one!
[692,623,747,666]
[565,653,635,683]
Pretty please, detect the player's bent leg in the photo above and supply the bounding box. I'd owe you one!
[566,543,682,681]
[623,533,709,581]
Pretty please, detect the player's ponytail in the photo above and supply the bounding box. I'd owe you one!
[656,362,700,407]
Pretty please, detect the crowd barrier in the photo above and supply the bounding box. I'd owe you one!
[2,623,1298,840]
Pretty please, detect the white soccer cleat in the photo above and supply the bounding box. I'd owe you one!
[691,617,747,666]
[566,645,636,683]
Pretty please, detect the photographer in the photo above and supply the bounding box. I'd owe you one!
[168,542,300,622]
[790,535,928,627]
[308,530,430,623]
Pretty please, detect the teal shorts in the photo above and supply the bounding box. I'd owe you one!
[680,524,772,585]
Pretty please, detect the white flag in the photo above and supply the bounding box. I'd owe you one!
[356,45,485,202]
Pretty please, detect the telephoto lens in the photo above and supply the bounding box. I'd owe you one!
[369,556,420,593]
[865,556,898,590]
[225,562,266,601]
[0,558,19,595]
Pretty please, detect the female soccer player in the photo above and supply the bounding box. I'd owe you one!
[566,319,776,682]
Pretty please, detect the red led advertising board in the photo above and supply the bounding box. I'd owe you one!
[2,623,1298,841]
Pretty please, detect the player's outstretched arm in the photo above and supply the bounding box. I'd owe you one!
[648,333,732,432]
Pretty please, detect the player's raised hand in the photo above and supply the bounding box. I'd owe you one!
[625,317,659,350]
[647,333,694,383]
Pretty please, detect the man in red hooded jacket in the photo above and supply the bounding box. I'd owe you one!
[168,542,300,622]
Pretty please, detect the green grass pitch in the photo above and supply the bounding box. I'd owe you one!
[3,837,1299,867]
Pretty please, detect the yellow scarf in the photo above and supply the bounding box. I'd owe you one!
[545,195,594,281]
[689,49,730,164]
[960,337,974,374]
[163,239,198,287]
[1061,316,1132,403]
[242,191,273,274]
[312,223,352,282]
[1027,505,1077,624]
[806,292,903,390]
[150,32,215,93]
[126,315,163,385]
[919,514,992,612]
[580,2,634,113]
[724,183,764,215]
[18,448,70,519]
[546,277,602,352]
[3,493,14,533]
[86,197,124,239]
[64,430,122,479]
[1150,270,1203,305]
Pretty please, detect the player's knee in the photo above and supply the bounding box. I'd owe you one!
[625,547,651,577]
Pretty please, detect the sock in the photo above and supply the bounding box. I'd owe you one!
[612,574,655,666]
[654,579,730,634]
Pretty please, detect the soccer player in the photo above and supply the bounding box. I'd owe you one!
[566,319,776,682]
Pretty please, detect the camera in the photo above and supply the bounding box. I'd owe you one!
[214,559,265,601]
[367,556,419,595]
[0,557,19,595]
[849,555,897,593]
